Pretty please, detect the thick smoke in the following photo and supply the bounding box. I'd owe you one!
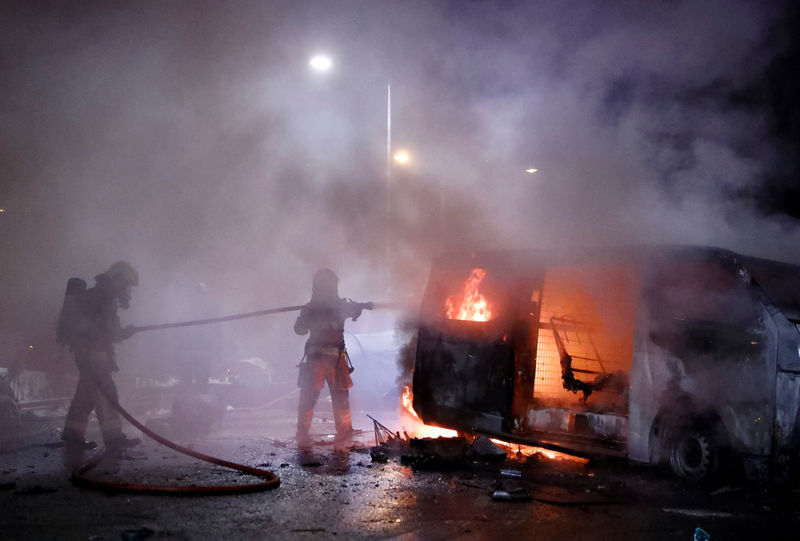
[0,1,797,393]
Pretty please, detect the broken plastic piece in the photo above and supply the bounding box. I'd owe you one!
[470,436,507,460]
[369,447,389,463]
[499,469,522,479]
[491,488,531,502]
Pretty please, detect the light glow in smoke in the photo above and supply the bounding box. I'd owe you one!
[309,54,333,72]
[393,150,410,165]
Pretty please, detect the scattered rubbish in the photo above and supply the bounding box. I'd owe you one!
[709,485,742,496]
[400,437,471,470]
[493,466,527,501]
[120,526,155,540]
[663,508,736,519]
[368,414,408,446]
[369,448,389,463]
[491,488,532,502]
[367,414,410,463]
[458,481,486,490]
[471,436,507,462]
[365,414,511,469]
[693,527,710,541]
[499,468,523,479]
[524,451,549,465]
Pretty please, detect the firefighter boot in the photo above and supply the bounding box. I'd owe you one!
[295,428,312,450]
[333,427,354,452]
[106,434,141,457]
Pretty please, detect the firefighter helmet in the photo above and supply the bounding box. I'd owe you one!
[107,261,139,287]
[312,268,338,300]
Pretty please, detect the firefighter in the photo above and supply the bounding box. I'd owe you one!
[294,269,370,450]
[60,261,141,459]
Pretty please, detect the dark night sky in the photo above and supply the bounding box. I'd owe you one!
[1,0,798,372]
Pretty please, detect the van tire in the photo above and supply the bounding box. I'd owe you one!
[666,422,723,484]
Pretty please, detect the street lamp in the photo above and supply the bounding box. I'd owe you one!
[309,54,333,72]
[308,54,396,290]
[393,150,410,165]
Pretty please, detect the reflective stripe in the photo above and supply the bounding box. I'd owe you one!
[307,346,341,357]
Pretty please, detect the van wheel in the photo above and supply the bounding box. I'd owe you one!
[667,423,720,483]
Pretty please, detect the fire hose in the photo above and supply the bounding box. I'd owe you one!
[129,302,399,334]
[71,381,281,495]
[71,301,399,495]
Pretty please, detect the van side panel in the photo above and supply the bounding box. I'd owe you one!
[632,254,777,472]
[627,313,670,463]
[775,371,800,472]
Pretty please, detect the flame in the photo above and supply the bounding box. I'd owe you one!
[400,387,585,462]
[445,268,492,322]
[400,386,458,438]
[489,439,588,463]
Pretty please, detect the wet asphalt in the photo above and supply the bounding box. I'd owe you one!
[2,402,800,540]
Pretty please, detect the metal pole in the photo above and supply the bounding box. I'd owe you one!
[386,83,392,290]
[439,181,444,251]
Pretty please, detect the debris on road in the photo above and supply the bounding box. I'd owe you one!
[663,508,737,519]
[491,488,532,502]
[693,527,711,541]
[499,468,523,479]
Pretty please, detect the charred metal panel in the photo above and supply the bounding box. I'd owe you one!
[413,323,515,433]
[413,252,539,434]
[630,249,777,465]
[526,408,627,441]
[775,372,800,467]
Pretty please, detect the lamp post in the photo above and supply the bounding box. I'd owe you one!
[386,83,392,290]
[309,54,399,290]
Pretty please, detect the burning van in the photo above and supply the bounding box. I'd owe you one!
[412,245,800,483]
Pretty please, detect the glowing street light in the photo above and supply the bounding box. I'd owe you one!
[309,54,333,72]
[393,150,410,165]
[525,168,539,174]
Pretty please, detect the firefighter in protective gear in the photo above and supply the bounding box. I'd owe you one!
[294,269,367,450]
[61,261,141,459]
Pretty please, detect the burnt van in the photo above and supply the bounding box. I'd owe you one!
[412,245,800,483]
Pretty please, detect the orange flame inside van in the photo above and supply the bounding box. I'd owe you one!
[445,268,492,322]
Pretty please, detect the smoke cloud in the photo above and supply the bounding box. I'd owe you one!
[1,1,797,384]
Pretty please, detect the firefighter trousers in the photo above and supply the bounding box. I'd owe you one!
[296,353,353,442]
[62,350,123,446]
